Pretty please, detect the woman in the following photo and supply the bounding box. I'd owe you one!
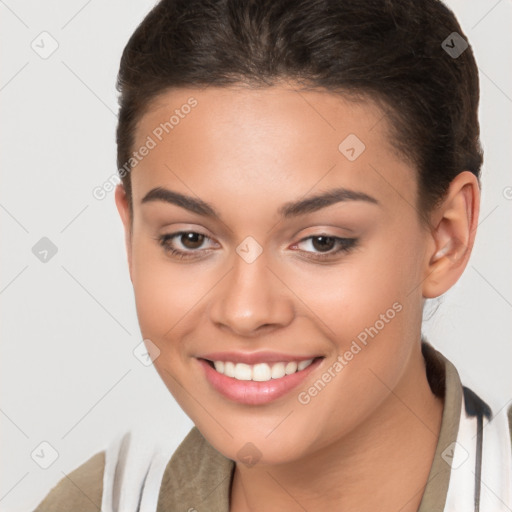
[34,0,512,510]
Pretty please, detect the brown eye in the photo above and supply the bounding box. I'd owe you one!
[293,235,358,261]
[310,236,336,252]
[179,232,206,249]
[155,231,215,260]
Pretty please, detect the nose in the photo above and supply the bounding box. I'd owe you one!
[208,248,294,338]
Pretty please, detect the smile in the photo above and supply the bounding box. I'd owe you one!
[209,359,315,382]
[197,354,324,405]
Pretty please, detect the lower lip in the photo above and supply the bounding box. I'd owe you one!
[198,358,323,405]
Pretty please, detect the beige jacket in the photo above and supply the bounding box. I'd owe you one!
[33,342,512,511]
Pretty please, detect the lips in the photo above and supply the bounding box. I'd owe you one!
[197,351,324,405]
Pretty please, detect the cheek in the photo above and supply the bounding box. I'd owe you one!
[286,236,420,346]
[130,248,198,396]
[288,231,423,402]
[130,239,218,355]
[130,239,184,341]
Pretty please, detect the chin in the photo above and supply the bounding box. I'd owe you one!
[196,418,317,466]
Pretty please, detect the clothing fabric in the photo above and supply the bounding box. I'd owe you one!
[33,341,512,512]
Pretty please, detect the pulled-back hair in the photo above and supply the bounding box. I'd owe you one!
[116,0,483,224]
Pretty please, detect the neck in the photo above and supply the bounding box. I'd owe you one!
[229,341,444,512]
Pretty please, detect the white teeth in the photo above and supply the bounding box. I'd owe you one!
[298,358,313,371]
[234,363,252,381]
[211,358,315,381]
[285,361,298,375]
[252,363,272,382]
[224,361,236,378]
[271,362,286,379]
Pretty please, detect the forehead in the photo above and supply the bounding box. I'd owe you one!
[129,84,416,215]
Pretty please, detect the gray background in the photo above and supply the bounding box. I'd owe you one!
[1,1,511,510]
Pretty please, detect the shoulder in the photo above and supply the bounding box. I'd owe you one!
[29,421,206,512]
[32,450,105,512]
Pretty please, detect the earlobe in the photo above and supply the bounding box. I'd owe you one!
[114,184,133,282]
[422,171,480,299]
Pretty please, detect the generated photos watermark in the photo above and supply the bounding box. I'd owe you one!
[297,301,403,405]
[92,97,198,200]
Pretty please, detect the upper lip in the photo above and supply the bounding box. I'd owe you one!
[198,351,322,365]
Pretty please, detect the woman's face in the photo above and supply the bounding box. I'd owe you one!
[116,83,434,464]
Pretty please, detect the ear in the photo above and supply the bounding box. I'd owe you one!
[114,183,133,283]
[422,171,480,298]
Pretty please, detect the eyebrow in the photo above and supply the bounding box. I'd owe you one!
[141,186,379,219]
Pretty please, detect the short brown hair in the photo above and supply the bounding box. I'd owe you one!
[116,0,483,224]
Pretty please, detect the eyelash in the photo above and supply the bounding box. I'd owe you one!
[154,231,358,262]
